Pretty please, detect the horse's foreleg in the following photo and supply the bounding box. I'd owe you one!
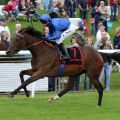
[9,65,52,98]
[8,75,41,98]
[48,76,77,103]
[19,69,33,97]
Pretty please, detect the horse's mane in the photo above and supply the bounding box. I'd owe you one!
[22,27,56,46]
[23,27,43,39]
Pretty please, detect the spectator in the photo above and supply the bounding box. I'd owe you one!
[98,0,108,31]
[70,36,81,91]
[113,26,120,49]
[70,36,79,47]
[78,0,88,19]
[0,18,11,42]
[89,0,96,10]
[109,0,118,21]
[11,0,19,22]
[15,23,22,34]
[50,0,59,12]
[70,26,86,91]
[72,26,85,46]
[91,4,101,35]
[31,0,36,8]
[118,0,120,21]
[25,0,39,21]
[2,1,13,21]
[84,37,93,90]
[64,0,69,11]
[95,22,110,48]
[43,0,50,11]
[49,0,54,10]
[98,31,113,91]
[58,1,65,12]
[1,31,10,49]
[67,0,76,18]
[18,0,27,16]
[49,7,59,18]
[37,0,44,10]
[59,8,69,18]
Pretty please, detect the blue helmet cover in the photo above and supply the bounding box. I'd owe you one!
[40,14,51,22]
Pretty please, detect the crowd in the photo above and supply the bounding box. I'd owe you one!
[0,0,120,92]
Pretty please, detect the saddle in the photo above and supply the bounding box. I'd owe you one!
[65,47,83,66]
[42,41,83,66]
[56,46,84,76]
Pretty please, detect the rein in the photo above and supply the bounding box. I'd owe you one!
[25,40,43,49]
[23,40,54,49]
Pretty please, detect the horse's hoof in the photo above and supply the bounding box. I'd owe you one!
[48,98,55,103]
[96,105,101,108]
[48,95,59,103]
[8,93,14,98]
[26,91,30,97]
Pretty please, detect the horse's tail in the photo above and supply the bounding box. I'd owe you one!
[99,51,120,64]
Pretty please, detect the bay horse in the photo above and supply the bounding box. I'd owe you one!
[6,27,120,106]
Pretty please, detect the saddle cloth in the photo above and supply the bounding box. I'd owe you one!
[64,47,83,66]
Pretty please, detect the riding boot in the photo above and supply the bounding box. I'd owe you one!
[58,43,70,60]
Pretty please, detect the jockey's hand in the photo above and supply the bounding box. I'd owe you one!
[41,36,48,41]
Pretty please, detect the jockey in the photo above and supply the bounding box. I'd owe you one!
[39,14,77,60]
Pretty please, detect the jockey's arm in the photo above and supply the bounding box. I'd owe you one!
[47,31,62,41]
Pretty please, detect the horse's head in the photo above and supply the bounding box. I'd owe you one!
[6,29,26,56]
[6,27,43,56]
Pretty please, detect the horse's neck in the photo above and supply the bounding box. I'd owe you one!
[28,42,54,57]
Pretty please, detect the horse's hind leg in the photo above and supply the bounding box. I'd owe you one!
[19,69,33,97]
[90,77,103,106]
[48,75,77,103]
[97,82,103,106]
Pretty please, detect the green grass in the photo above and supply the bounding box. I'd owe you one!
[0,92,120,120]
[0,72,119,120]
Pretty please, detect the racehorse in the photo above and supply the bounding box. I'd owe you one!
[6,27,120,106]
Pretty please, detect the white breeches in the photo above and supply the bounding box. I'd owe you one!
[56,24,77,44]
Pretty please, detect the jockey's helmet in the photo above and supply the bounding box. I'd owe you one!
[39,14,51,24]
